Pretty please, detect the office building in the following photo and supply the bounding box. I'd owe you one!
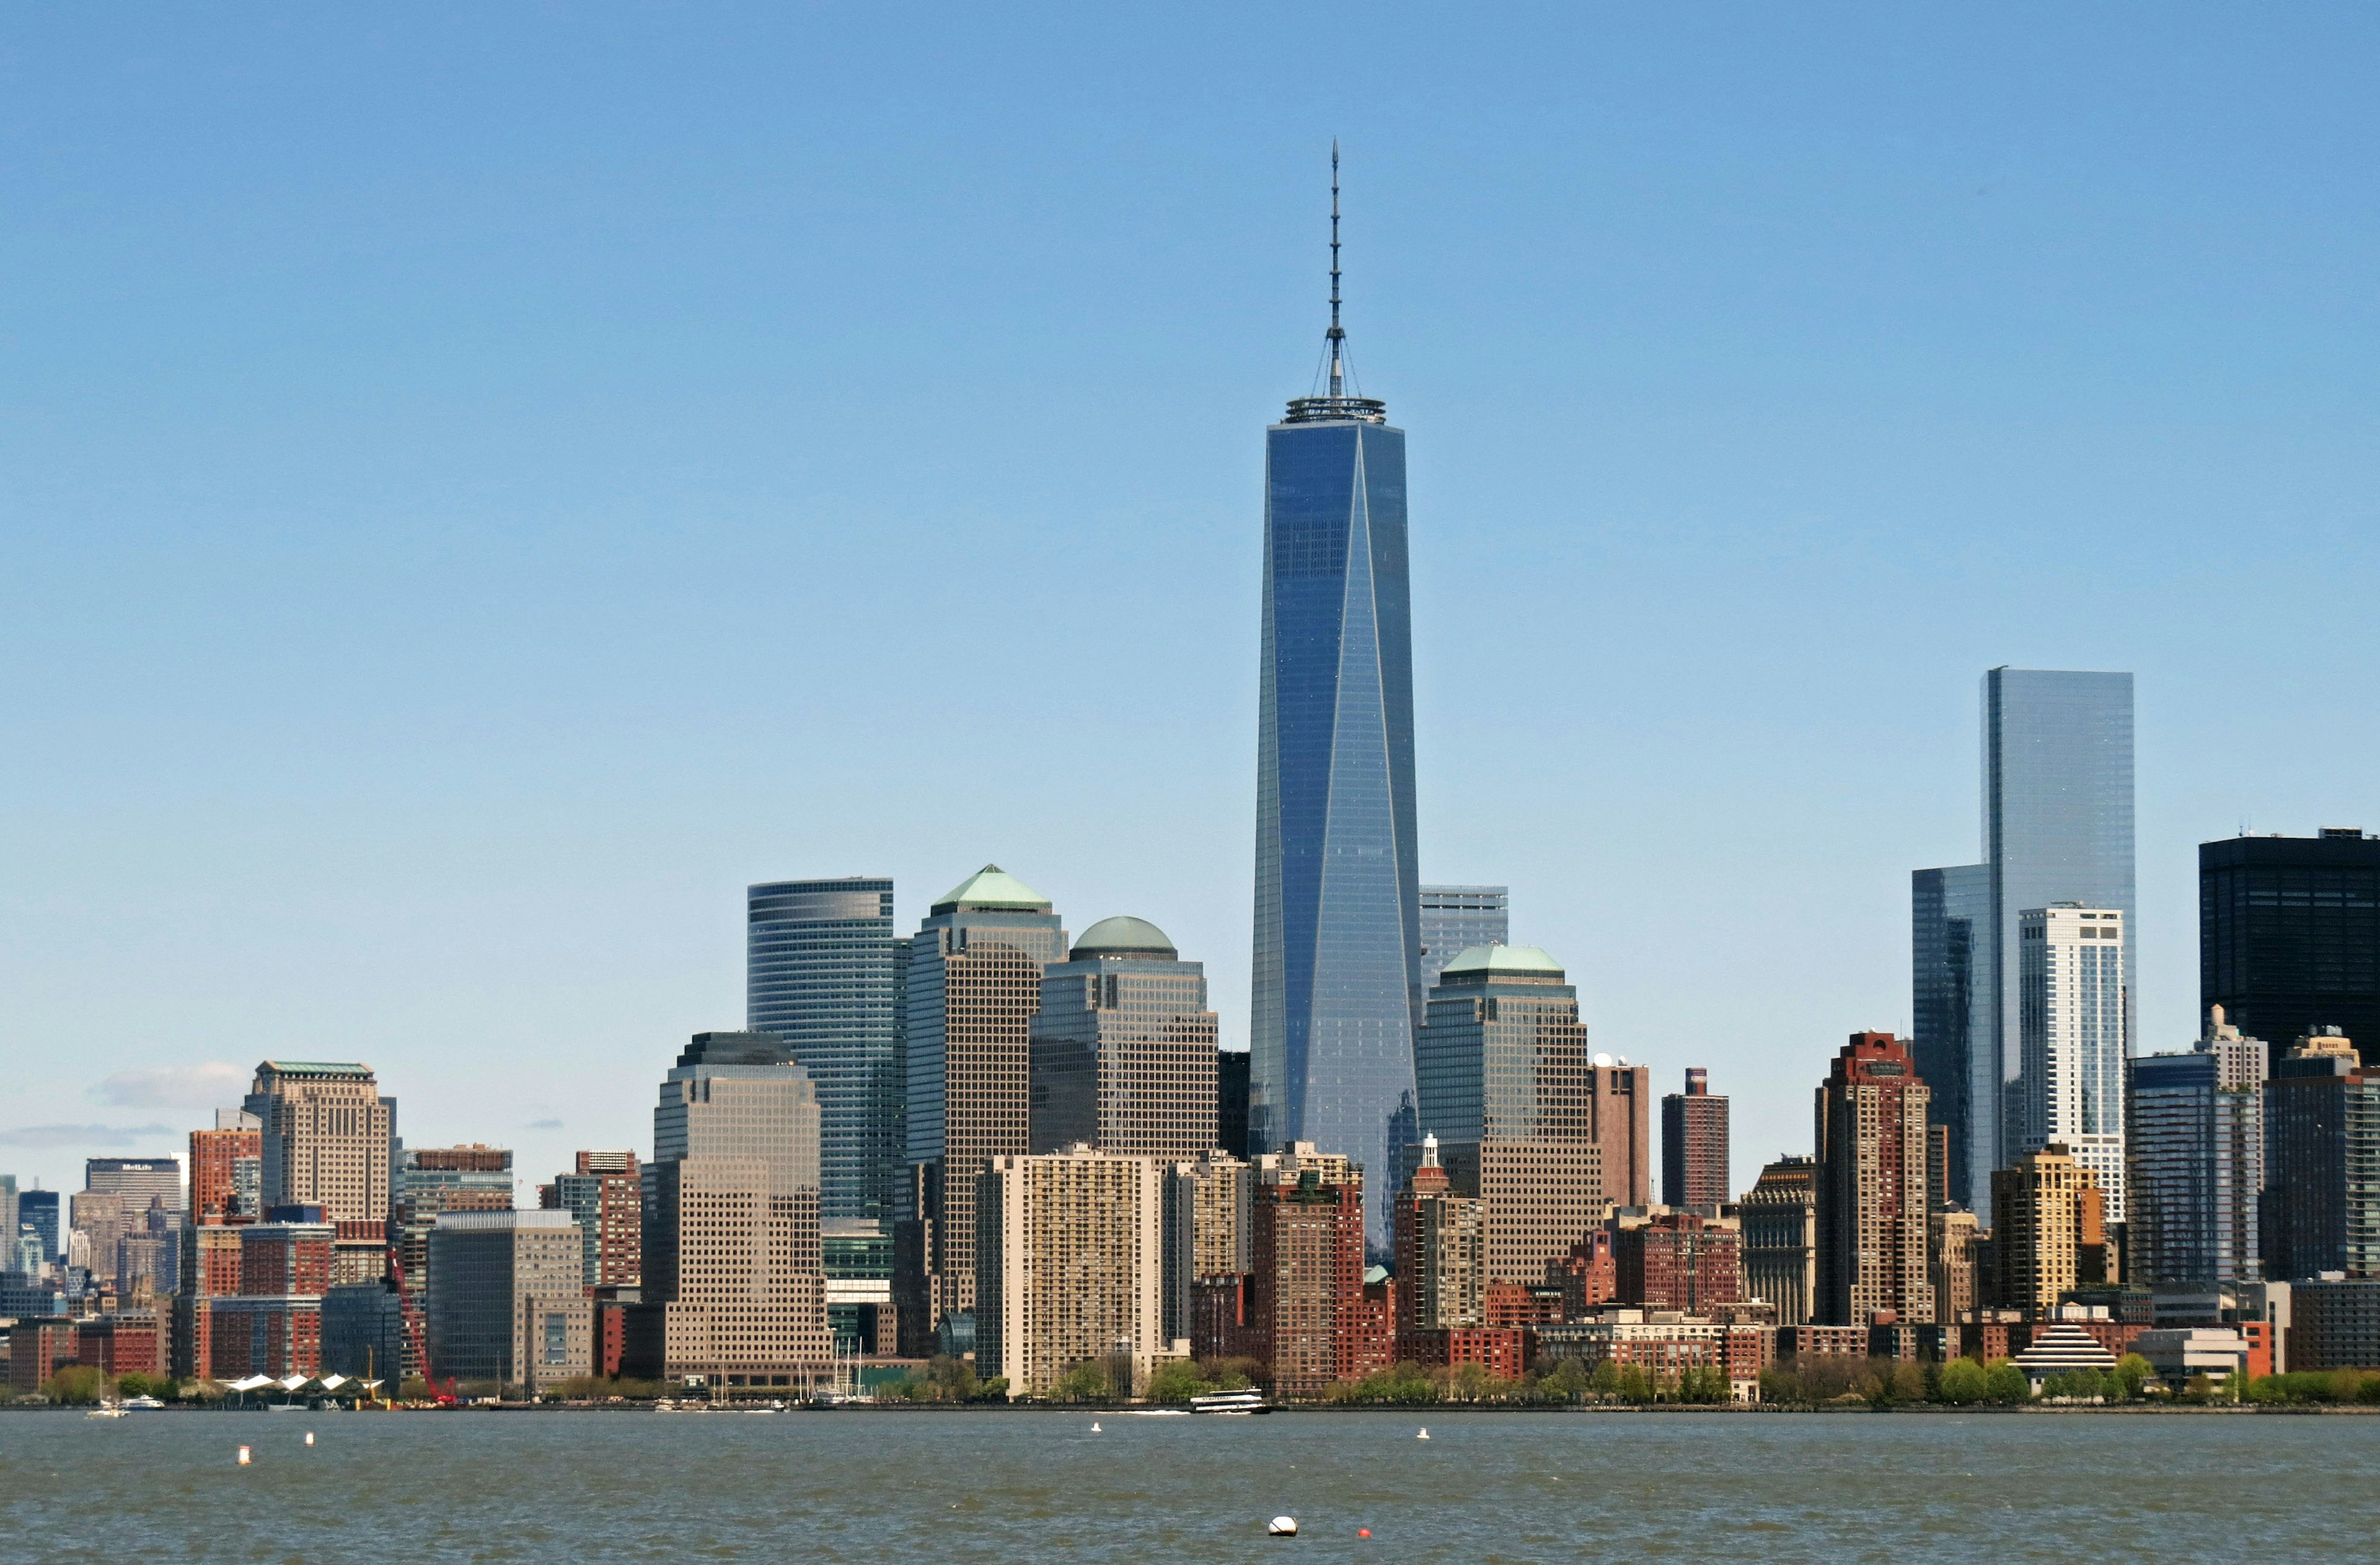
[539,1150,640,1290]
[747,876,902,1224]
[822,1219,892,1356]
[20,1189,60,1264]
[1250,157,1422,1256]
[1742,1155,1818,1326]
[1393,1135,1483,1331]
[2128,1007,2267,1287]
[1419,886,1508,993]
[629,1031,833,1396]
[190,1111,262,1223]
[1662,1069,1730,1210]
[69,1192,128,1286]
[2263,1031,2380,1280]
[1216,1050,1251,1159]
[1931,1206,1982,1320]
[321,1281,407,1383]
[976,1145,1179,1398]
[1916,669,2134,1207]
[1588,1057,1651,1210]
[427,1209,589,1393]
[1991,1143,2109,1315]
[395,1145,514,1357]
[1912,862,1991,1207]
[2287,1276,2380,1371]
[1814,1032,1934,1325]
[2202,829,2380,1053]
[898,866,1067,1341]
[245,1061,394,1285]
[1413,945,1603,1285]
[1030,916,1219,1160]
[1249,1170,1367,1400]
[2014,904,2130,1220]
[85,1157,183,1218]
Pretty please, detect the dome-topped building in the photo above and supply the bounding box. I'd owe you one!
[1031,915,1218,1162]
[1071,915,1178,961]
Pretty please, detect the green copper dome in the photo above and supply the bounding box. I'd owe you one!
[931,863,1052,914]
[1437,943,1565,981]
[1072,915,1177,959]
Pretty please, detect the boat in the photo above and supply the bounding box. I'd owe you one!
[120,1395,167,1411]
[86,1403,128,1419]
[266,1402,307,1413]
[1189,1390,1271,1416]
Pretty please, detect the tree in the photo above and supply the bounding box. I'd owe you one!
[43,1366,105,1405]
[1052,1361,1111,1403]
[1983,1360,2030,1405]
[1144,1359,1210,1404]
[1540,1359,1590,1403]
[2110,1354,2151,1401]
[1937,1358,1988,1406]
[1589,1360,1622,1402]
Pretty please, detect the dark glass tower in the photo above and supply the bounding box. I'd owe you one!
[1911,863,1990,1207]
[2201,829,2380,1052]
[1250,149,1421,1251]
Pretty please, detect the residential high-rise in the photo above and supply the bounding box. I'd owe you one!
[1248,1170,1367,1400]
[976,1145,1179,1398]
[244,1061,394,1285]
[539,1151,640,1290]
[1029,916,1219,1160]
[190,1111,262,1223]
[1419,886,1508,994]
[203,1215,333,1380]
[1990,1143,2110,1313]
[426,1209,589,1395]
[1588,1057,1651,1210]
[1911,862,1991,1207]
[2014,904,2130,1220]
[1249,153,1422,1254]
[2128,1007,2267,1287]
[2262,1030,2380,1281]
[1612,1209,1743,1313]
[1813,1032,1934,1325]
[2202,829,2380,1054]
[1931,1207,1981,1320]
[1742,1155,1818,1326]
[628,1031,833,1396]
[898,866,1067,1341]
[1173,1150,1253,1282]
[1661,1069,1730,1210]
[1393,1135,1483,1331]
[746,876,901,1225]
[1411,945,1603,1286]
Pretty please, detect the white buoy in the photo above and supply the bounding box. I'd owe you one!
[237,1446,252,1466]
[1091,1421,1103,1433]
[304,1431,315,1446]
[1417,1427,1430,1440]
[1268,1516,1298,1537]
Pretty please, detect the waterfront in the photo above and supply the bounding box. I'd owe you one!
[3,1410,2374,1561]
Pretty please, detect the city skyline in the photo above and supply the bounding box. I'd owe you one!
[12,9,2380,1204]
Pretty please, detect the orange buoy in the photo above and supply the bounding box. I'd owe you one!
[237,1446,252,1465]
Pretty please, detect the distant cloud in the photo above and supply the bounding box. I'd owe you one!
[89,1062,246,1110]
[527,1118,565,1131]
[0,1122,177,1150]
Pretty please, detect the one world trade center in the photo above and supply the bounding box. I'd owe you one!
[1250,148,1422,1251]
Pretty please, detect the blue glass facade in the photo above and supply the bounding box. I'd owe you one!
[1983,668,2135,1177]
[747,878,900,1224]
[1251,413,1421,1249]
[1911,862,1991,1207]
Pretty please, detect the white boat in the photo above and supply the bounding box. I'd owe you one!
[86,1403,128,1419]
[120,1396,167,1411]
[266,1402,307,1413]
[1189,1390,1270,1415]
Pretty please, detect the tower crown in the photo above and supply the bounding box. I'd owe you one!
[1284,142,1386,425]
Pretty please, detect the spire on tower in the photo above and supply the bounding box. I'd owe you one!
[1327,138,1344,398]
[1283,140,1386,425]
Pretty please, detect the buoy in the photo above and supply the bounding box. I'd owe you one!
[1091,1421,1103,1433]
[304,1431,315,1446]
[1417,1427,1430,1440]
[1268,1517,1298,1537]
[237,1447,252,1466]
[1359,1528,1372,1538]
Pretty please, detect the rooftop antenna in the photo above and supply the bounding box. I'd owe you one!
[1327,139,1345,397]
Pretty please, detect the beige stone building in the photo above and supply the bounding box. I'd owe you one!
[1742,1154,1818,1326]
[977,1145,1180,1398]
[1813,1033,1934,1325]
[1991,1142,2108,1315]
[244,1060,394,1286]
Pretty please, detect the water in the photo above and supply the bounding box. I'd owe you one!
[4,1408,2373,1561]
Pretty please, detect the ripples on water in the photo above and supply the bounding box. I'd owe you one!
[2,1409,2371,1561]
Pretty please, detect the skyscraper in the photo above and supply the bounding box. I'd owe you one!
[2014,904,2130,1220]
[747,876,901,1225]
[1419,886,1508,993]
[2202,829,2380,1054]
[2263,1029,2380,1281]
[1741,1155,1817,1327]
[1660,1068,1730,1210]
[976,1146,1178,1398]
[1915,669,2134,1202]
[190,1111,261,1223]
[245,1060,394,1286]
[539,1150,641,1290]
[1412,945,1602,1287]
[899,866,1067,1338]
[1029,915,1219,1160]
[1250,151,1421,1250]
[2128,1007,2266,1287]
[84,1157,183,1219]
[1990,1143,2111,1313]
[628,1031,833,1395]
[1813,1032,1933,1326]
[20,1189,60,1264]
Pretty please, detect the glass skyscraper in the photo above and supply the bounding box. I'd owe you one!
[747,877,900,1225]
[1419,885,1509,994]
[1250,161,1421,1251]
[1915,668,2133,1199]
[2201,829,2380,1052]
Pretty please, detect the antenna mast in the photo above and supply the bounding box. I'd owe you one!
[1327,139,1344,397]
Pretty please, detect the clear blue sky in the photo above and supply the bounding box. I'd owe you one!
[7,4,2379,1199]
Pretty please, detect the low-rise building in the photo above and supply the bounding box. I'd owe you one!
[2288,1275,2380,1371]
[1537,1310,1768,1401]
[9,1318,76,1392]
[2009,1321,2119,1393]
[74,1314,160,1378]
[2133,1327,2254,1389]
